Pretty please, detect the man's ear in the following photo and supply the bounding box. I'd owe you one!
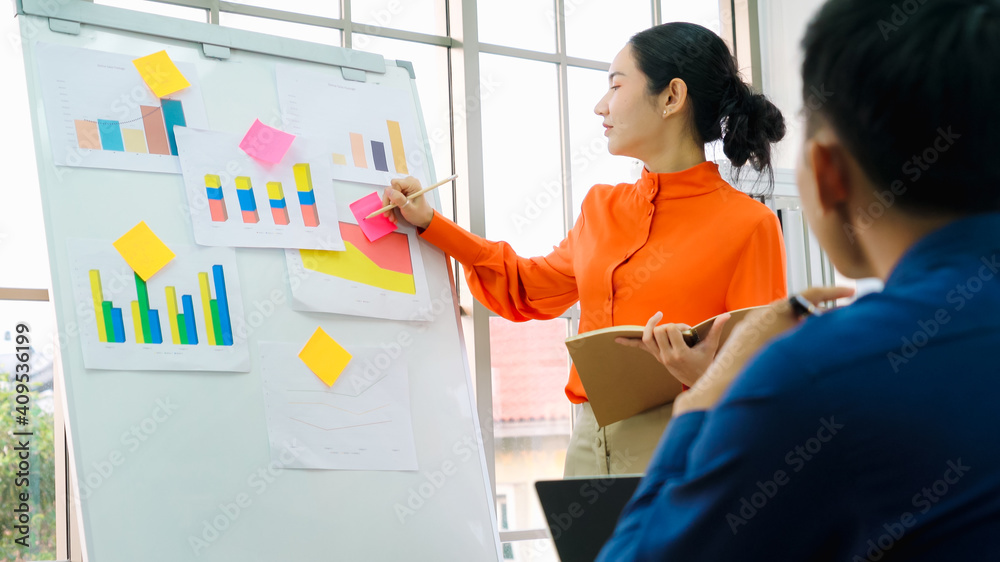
[808,137,852,214]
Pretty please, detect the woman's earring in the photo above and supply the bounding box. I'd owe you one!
[662,110,668,117]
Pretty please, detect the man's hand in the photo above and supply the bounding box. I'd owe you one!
[673,286,856,417]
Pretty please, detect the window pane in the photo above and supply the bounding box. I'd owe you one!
[491,317,572,537]
[95,0,208,21]
[227,0,341,19]
[480,55,563,257]
[565,0,650,62]
[220,12,343,47]
[566,67,642,221]
[0,32,50,290]
[758,0,824,170]
[660,0,723,34]
[479,0,556,54]
[352,0,447,36]
[353,36,453,219]
[0,301,59,560]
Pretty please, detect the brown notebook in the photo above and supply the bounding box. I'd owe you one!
[565,306,765,427]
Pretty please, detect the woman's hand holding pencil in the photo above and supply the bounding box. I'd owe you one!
[378,174,458,230]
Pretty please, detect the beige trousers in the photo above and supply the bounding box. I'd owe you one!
[563,401,674,477]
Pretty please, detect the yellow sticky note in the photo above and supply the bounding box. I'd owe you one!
[132,50,191,98]
[299,327,353,387]
[112,222,176,281]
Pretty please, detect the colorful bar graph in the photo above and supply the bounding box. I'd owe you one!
[165,286,181,345]
[161,98,187,156]
[332,153,347,166]
[75,121,102,150]
[122,129,148,153]
[198,272,217,346]
[235,177,259,224]
[89,270,108,343]
[387,120,409,174]
[371,141,389,172]
[141,105,172,156]
[293,163,320,227]
[182,295,198,345]
[205,174,228,222]
[86,266,234,348]
[97,120,125,152]
[267,182,290,226]
[213,265,234,346]
[76,100,185,155]
[350,132,368,168]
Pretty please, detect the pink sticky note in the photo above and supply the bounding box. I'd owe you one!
[239,119,296,163]
[349,192,398,242]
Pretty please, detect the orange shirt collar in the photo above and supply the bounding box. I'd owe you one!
[636,161,726,201]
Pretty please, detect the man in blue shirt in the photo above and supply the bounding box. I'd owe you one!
[599,0,1000,559]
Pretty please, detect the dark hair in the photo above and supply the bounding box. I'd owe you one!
[629,22,786,192]
[801,0,1000,215]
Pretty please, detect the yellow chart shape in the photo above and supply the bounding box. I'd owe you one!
[302,243,416,295]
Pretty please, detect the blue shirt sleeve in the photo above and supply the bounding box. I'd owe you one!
[597,340,841,560]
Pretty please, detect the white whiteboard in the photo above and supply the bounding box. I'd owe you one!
[18,1,500,560]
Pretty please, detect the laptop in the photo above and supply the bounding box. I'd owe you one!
[534,476,641,562]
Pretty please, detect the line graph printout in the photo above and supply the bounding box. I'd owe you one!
[277,64,429,186]
[35,42,210,174]
[259,342,417,471]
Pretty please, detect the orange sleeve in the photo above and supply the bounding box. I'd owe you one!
[725,212,788,310]
[419,210,580,321]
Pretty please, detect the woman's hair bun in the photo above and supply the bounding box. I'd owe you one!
[720,79,787,172]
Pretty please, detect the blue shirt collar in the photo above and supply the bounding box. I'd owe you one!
[884,212,1000,288]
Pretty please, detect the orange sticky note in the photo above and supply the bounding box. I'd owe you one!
[299,327,353,387]
[132,50,191,98]
[112,222,176,281]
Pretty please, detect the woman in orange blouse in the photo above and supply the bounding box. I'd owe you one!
[382,23,788,476]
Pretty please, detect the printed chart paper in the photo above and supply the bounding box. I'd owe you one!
[35,42,209,174]
[259,342,417,471]
[176,127,345,251]
[277,64,429,186]
[285,185,431,321]
[68,238,250,372]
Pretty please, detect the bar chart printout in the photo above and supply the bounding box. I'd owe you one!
[73,99,187,157]
[176,127,344,250]
[35,42,210,174]
[276,64,427,186]
[70,239,249,371]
